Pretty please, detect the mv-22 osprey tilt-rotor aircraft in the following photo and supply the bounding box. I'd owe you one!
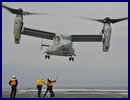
[2,5,128,61]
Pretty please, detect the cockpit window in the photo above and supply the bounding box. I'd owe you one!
[61,35,70,40]
[56,36,60,41]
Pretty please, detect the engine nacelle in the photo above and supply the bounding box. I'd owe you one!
[14,15,23,44]
[14,33,21,44]
[102,23,112,52]
[102,33,111,52]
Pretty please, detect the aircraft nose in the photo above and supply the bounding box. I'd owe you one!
[60,40,71,47]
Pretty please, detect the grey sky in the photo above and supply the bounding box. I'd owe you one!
[2,2,128,89]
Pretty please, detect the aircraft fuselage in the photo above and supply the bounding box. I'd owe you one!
[46,35,75,57]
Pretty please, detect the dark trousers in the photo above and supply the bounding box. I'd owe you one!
[10,86,17,98]
[37,85,42,97]
[43,86,55,97]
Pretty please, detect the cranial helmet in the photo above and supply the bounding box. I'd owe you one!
[48,77,51,81]
[12,75,16,78]
[40,77,43,80]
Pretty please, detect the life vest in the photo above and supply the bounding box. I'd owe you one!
[11,79,16,86]
[47,81,53,86]
[37,80,44,86]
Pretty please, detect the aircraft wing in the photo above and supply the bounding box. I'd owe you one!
[71,35,103,42]
[22,27,56,40]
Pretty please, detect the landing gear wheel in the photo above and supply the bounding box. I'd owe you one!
[69,57,74,61]
[45,55,50,59]
[45,55,48,59]
[48,55,50,59]
[72,57,74,61]
[69,57,71,61]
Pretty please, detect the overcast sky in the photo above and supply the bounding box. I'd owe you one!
[2,2,128,89]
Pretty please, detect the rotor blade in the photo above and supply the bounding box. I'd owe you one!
[77,16,104,23]
[110,17,128,24]
[23,11,55,16]
[2,5,55,16]
[2,5,18,14]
